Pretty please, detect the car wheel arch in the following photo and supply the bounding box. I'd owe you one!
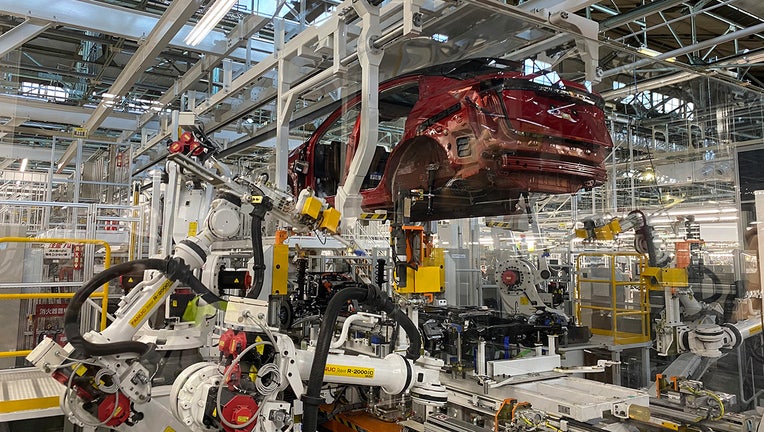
[385,135,456,195]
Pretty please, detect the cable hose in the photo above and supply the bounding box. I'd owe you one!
[246,215,265,299]
[65,259,168,357]
[302,286,369,432]
[245,186,269,299]
[388,307,422,361]
[302,285,422,432]
[65,258,224,357]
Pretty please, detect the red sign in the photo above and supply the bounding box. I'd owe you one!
[33,303,69,346]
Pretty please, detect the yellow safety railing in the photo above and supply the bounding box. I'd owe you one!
[0,237,112,358]
[575,252,651,345]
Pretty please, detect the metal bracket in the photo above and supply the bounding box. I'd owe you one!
[547,10,602,83]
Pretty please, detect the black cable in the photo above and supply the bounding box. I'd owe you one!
[302,286,369,432]
[247,216,265,299]
[65,259,168,357]
[387,307,421,361]
[246,191,270,299]
[302,284,422,432]
[389,322,400,354]
[65,258,224,358]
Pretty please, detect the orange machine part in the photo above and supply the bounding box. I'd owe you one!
[321,407,402,432]
[675,240,704,268]
[275,230,289,245]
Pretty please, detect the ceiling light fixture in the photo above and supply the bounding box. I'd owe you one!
[19,158,27,172]
[184,0,238,46]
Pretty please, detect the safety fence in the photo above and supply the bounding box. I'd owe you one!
[0,237,112,363]
[575,252,651,345]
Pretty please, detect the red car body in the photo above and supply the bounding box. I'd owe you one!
[289,58,612,221]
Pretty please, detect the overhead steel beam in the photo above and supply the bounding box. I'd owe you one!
[505,0,602,63]
[0,125,119,141]
[191,0,419,119]
[218,94,345,158]
[0,116,29,139]
[599,0,687,31]
[0,142,65,162]
[0,94,152,131]
[55,0,202,173]
[0,0,288,62]
[135,13,271,131]
[600,71,696,100]
[508,0,686,63]
[0,19,51,57]
[516,0,602,13]
[82,0,201,133]
[602,22,764,78]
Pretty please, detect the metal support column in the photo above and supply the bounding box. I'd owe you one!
[71,138,83,231]
[84,204,96,281]
[629,124,635,209]
[470,217,482,307]
[336,0,384,221]
[612,349,622,386]
[148,169,162,257]
[609,118,617,212]
[161,163,180,256]
[43,136,55,230]
[642,346,651,388]
[570,190,580,253]
[274,57,299,192]
[736,343,746,406]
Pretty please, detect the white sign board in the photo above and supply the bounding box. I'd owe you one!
[44,247,72,259]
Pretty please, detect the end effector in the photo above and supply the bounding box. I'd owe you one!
[658,317,763,357]
[575,210,671,268]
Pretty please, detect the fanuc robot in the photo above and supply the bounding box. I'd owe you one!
[27,152,447,432]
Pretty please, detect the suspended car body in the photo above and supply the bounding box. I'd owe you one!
[289,58,612,221]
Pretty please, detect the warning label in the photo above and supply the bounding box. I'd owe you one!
[324,364,375,379]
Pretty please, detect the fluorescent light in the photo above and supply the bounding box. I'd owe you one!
[666,207,737,216]
[184,0,238,46]
[639,46,676,62]
[19,158,27,172]
[650,215,738,225]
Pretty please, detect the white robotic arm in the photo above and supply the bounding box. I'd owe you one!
[28,153,413,431]
[27,191,246,428]
[170,305,446,432]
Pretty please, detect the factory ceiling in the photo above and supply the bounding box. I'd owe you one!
[0,0,761,176]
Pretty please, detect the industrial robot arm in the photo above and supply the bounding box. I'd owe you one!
[575,210,763,357]
[576,210,671,267]
[27,190,246,428]
[26,152,344,427]
[28,153,433,431]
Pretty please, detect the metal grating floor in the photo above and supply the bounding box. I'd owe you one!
[0,367,62,421]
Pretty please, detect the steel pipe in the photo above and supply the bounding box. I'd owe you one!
[602,22,764,78]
